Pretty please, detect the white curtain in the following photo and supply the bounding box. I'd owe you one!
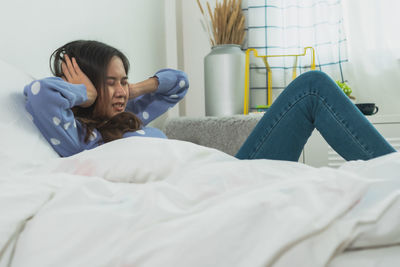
[244,0,349,109]
[342,0,400,115]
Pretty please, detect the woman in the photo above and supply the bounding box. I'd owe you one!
[24,40,188,157]
[24,40,396,161]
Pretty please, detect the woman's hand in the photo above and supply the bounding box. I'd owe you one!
[62,54,98,108]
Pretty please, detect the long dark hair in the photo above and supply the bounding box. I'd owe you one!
[50,40,142,143]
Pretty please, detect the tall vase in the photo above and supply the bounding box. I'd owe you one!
[204,44,245,116]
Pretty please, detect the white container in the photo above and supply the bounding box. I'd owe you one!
[204,44,245,116]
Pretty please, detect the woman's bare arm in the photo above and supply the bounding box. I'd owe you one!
[128,77,159,99]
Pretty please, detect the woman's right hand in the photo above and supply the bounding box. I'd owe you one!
[62,54,98,108]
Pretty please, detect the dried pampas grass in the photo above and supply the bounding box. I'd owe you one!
[196,0,246,46]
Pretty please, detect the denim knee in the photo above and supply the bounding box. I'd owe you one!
[297,71,340,96]
[300,70,329,79]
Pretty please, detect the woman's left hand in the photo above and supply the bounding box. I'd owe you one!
[62,54,98,108]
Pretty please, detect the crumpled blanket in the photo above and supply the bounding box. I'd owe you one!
[1,137,399,267]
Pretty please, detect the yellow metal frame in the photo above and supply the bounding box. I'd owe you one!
[244,47,316,115]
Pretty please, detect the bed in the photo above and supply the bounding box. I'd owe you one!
[1,59,399,267]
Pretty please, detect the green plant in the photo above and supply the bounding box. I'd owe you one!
[336,80,355,100]
[336,80,351,96]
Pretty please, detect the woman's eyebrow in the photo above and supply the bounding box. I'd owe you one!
[106,76,128,80]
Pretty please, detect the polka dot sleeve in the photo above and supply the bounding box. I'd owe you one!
[125,69,189,125]
[23,77,90,157]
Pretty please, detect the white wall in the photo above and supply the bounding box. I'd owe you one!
[176,0,213,117]
[0,0,166,83]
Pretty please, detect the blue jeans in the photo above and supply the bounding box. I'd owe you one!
[235,71,396,161]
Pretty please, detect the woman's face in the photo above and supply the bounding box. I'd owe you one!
[95,56,129,119]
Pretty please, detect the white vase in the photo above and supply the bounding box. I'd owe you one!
[204,44,245,116]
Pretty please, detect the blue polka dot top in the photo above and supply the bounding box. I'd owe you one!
[23,69,189,157]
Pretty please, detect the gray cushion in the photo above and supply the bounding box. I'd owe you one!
[163,114,263,156]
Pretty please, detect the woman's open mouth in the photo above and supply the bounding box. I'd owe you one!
[112,103,125,112]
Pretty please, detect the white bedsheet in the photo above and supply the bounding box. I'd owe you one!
[1,137,399,267]
[328,245,400,267]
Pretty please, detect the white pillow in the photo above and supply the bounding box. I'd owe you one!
[0,59,58,162]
